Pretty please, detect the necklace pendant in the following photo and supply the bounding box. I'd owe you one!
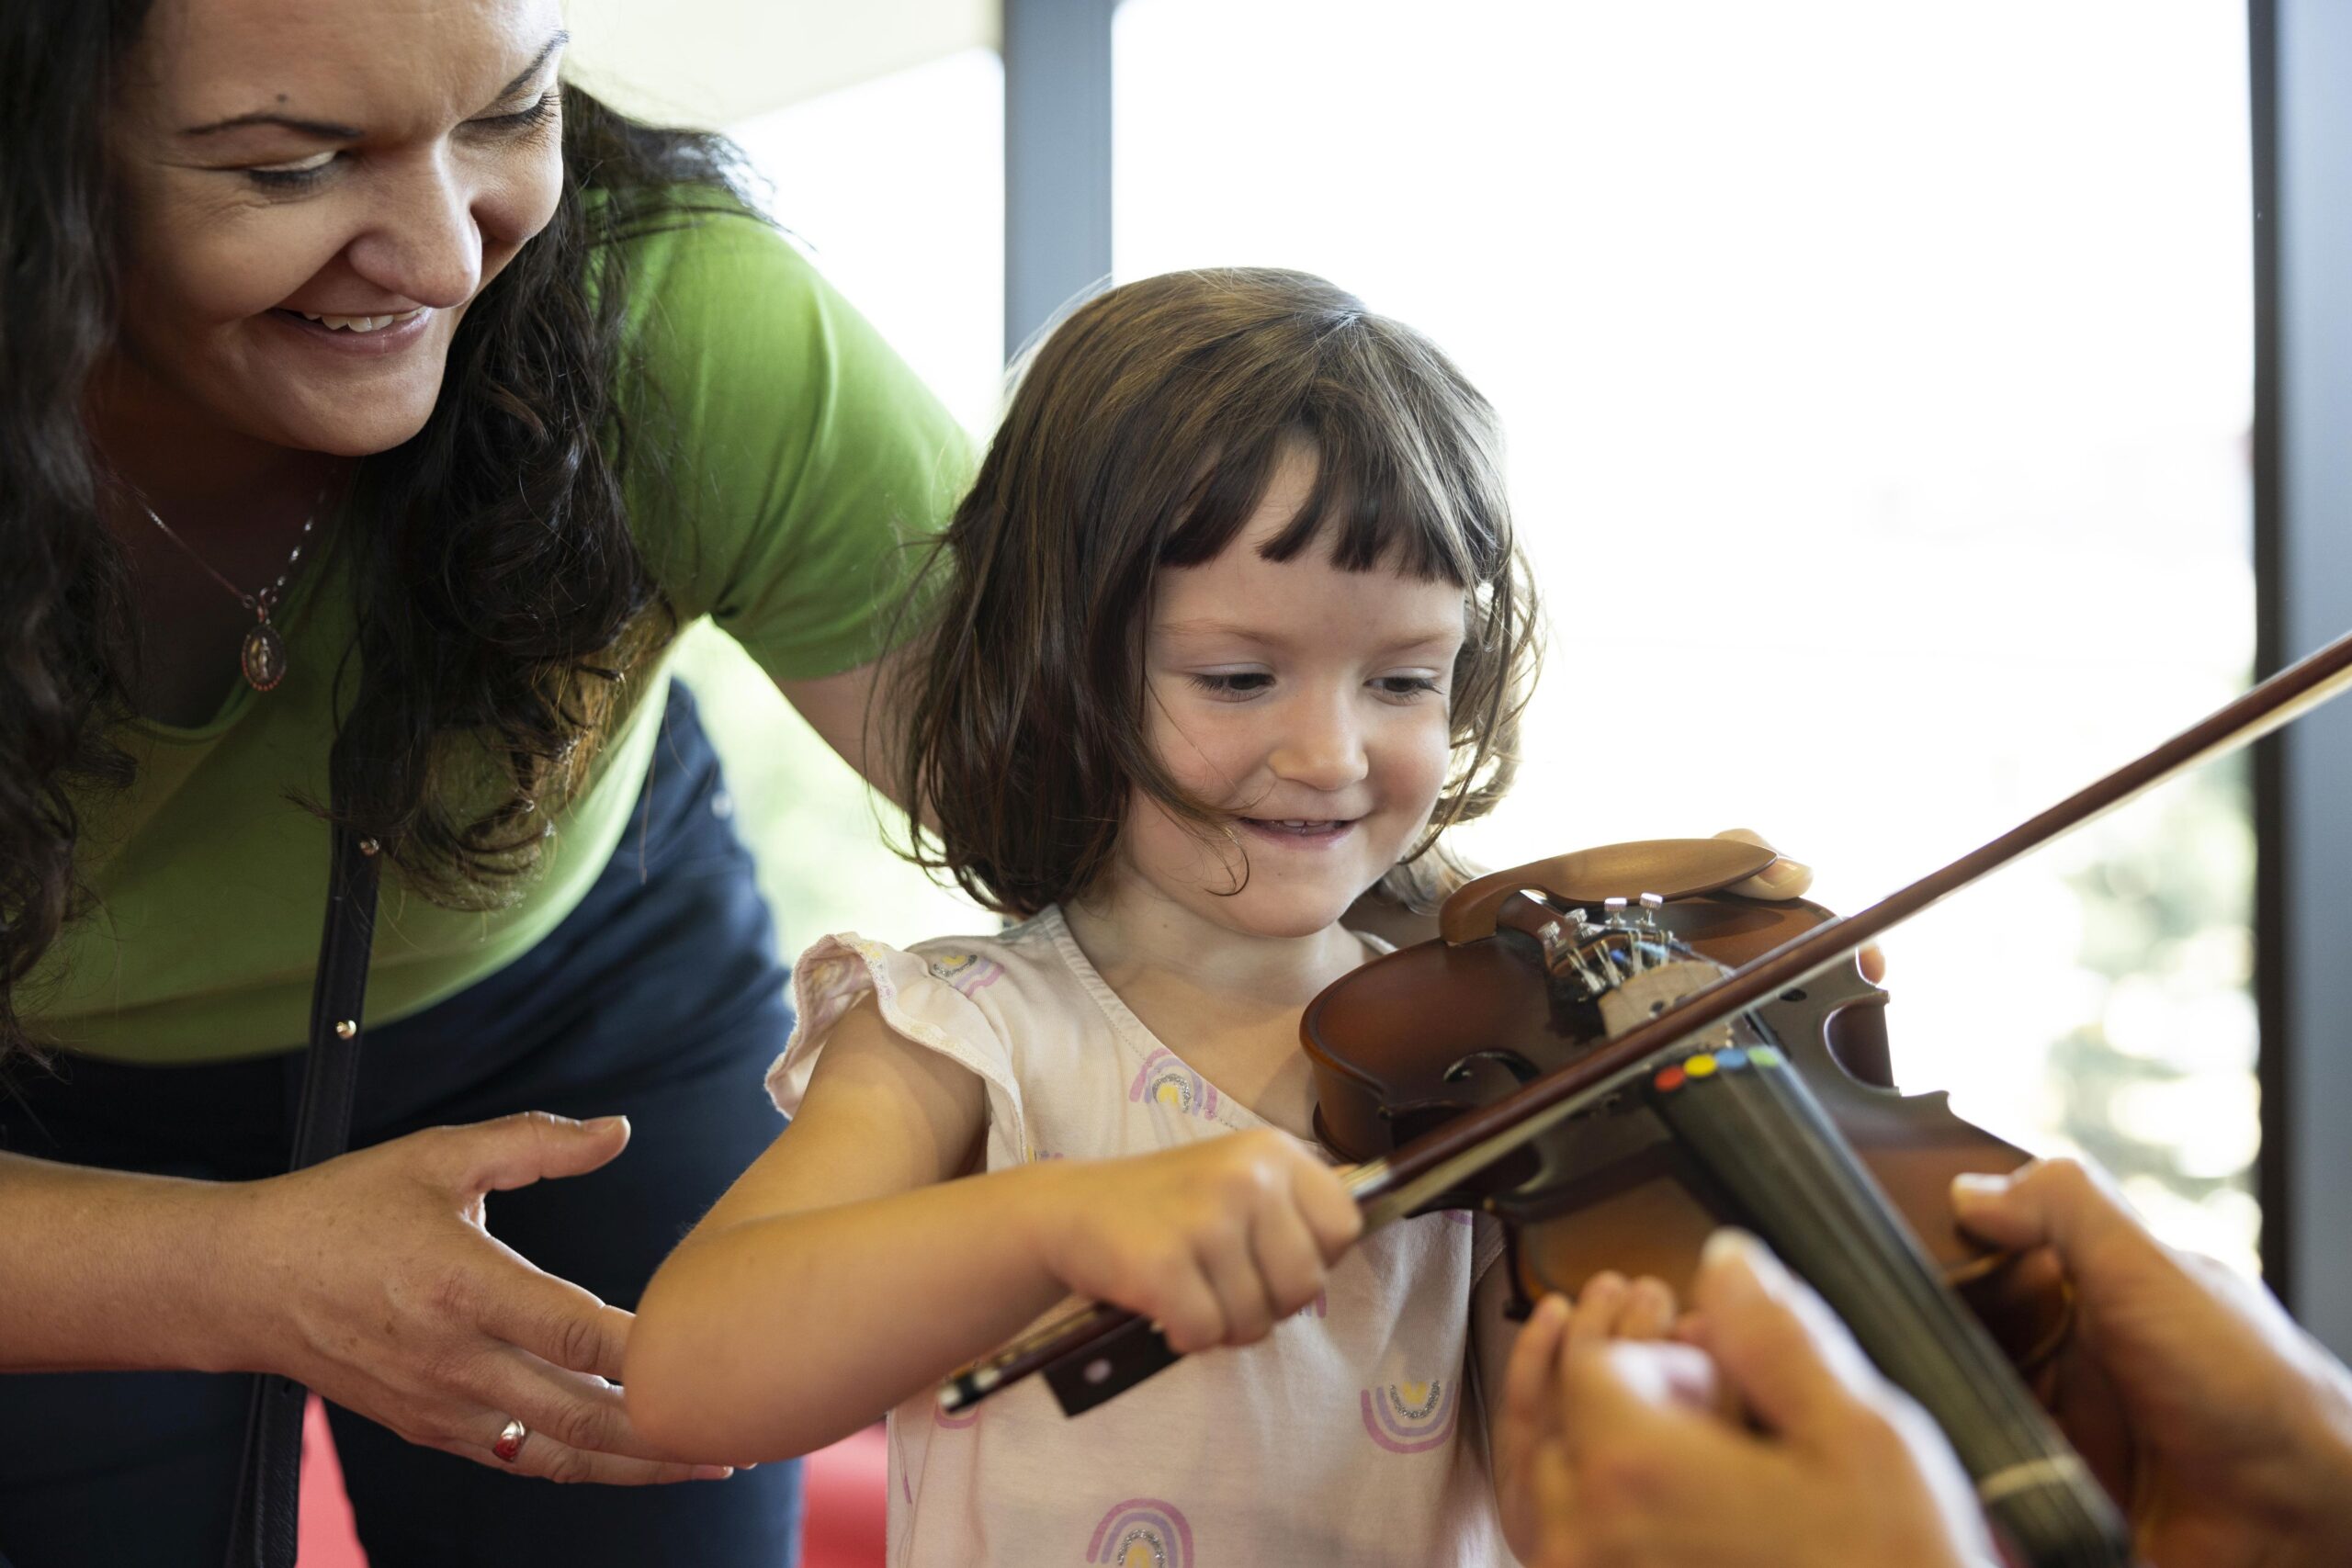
[241,621,288,692]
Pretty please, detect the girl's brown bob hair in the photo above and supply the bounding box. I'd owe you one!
[893,267,1540,917]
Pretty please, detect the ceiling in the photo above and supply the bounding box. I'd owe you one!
[563,0,1000,128]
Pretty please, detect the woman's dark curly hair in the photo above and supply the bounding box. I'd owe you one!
[0,0,750,1053]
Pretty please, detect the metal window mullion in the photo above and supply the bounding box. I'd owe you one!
[2255,0,2352,1359]
[1002,0,1119,363]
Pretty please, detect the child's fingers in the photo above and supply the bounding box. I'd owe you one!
[1616,1275,1678,1340]
[1497,1293,1573,1464]
[1293,1158,1366,1262]
[1139,1245,1229,1355]
[1248,1195,1329,1321]
[1192,1213,1277,1348]
[1565,1271,1629,1348]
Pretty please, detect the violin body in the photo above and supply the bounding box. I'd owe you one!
[1303,842,2065,1366]
[1304,839,2115,1566]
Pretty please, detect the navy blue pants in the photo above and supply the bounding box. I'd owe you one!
[0,685,803,1567]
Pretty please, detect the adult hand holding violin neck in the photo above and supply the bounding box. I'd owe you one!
[1,0,967,1561]
[1951,1159,2352,1568]
[1523,1165,2352,1568]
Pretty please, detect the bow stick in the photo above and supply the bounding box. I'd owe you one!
[943,624,2352,1416]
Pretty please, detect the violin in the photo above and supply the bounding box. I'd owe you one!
[940,626,2352,1568]
[1303,840,2071,1363]
[1306,842,2103,1565]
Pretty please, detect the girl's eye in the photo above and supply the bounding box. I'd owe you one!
[1373,675,1443,700]
[244,150,339,189]
[1188,671,1273,698]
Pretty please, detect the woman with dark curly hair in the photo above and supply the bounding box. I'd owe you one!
[0,0,967,1563]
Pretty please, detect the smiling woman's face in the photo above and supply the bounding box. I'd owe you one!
[107,0,568,457]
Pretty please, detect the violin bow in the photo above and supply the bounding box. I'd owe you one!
[942,624,2352,1416]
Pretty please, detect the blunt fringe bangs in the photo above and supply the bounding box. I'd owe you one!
[896,266,1541,918]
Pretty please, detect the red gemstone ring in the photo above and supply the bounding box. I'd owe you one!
[492,1418,527,1463]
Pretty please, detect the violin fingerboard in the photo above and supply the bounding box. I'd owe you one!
[1645,1045,2132,1568]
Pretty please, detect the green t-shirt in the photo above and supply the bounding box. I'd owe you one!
[31,205,970,1065]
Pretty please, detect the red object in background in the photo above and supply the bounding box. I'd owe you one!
[801,1424,888,1568]
[294,1396,888,1568]
[297,1396,366,1568]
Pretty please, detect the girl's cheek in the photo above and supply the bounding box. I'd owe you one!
[1385,706,1455,813]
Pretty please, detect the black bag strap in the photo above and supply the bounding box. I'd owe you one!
[222,821,381,1568]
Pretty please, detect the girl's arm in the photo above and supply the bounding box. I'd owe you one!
[624,995,1360,1465]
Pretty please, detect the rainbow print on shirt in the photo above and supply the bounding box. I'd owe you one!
[1128,1047,1220,1119]
[1360,1375,1459,1453]
[926,952,1005,997]
[1085,1497,1194,1568]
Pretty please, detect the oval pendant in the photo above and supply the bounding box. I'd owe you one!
[241,622,288,692]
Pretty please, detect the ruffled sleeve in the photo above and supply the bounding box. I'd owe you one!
[767,933,1031,1168]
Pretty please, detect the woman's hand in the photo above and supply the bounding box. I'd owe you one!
[1023,1129,1363,1354]
[226,1111,732,1485]
[1953,1159,2352,1568]
[1523,1232,1992,1568]
[1494,1273,1682,1560]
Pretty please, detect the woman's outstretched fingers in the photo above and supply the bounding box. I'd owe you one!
[479,1250,636,1382]
[452,1420,733,1486]
[435,1111,633,1198]
[479,1346,713,1468]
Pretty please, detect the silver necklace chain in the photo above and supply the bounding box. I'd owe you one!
[133,476,338,694]
[137,482,330,622]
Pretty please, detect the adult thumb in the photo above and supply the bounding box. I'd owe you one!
[1950,1158,2152,1278]
[1689,1230,1887,1444]
[445,1111,632,1195]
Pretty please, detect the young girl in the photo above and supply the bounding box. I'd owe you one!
[626,269,1696,1563]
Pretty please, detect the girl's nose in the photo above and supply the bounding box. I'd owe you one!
[1269,694,1370,793]
[342,154,484,310]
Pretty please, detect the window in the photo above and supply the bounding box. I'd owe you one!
[671,49,1006,950]
[1115,0,2260,1266]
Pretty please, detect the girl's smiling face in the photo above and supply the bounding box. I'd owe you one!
[1117,447,1469,942]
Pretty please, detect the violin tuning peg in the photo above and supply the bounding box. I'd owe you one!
[1638,891,1665,929]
